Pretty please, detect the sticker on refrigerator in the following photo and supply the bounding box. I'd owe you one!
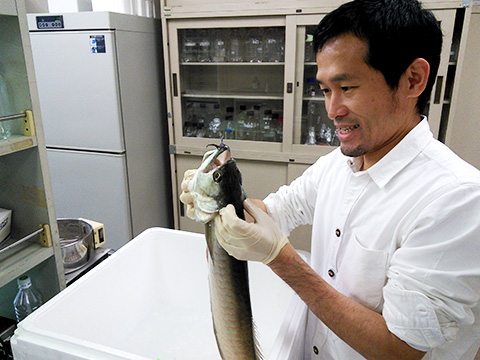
[90,35,106,53]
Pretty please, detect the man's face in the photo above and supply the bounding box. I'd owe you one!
[316,33,418,168]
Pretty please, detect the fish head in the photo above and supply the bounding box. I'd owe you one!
[189,141,245,223]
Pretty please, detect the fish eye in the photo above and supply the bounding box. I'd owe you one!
[213,170,222,183]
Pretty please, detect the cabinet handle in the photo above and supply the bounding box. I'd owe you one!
[287,82,293,94]
[433,76,444,104]
[173,73,178,97]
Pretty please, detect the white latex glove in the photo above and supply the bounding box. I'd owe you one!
[214,199,289,264]
[179,169,197,220]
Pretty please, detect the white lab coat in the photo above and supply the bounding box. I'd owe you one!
[264,119,480,359]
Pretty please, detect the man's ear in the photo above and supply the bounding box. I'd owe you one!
[404,58,430,99]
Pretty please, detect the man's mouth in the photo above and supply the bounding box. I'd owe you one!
[338,125,360,134]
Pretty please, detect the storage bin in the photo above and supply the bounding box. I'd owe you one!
[11,227,308,359]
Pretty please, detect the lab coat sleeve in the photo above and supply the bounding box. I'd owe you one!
[383,183,480,351]
[263,155,328,236]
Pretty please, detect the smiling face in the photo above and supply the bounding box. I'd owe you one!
[316,33,422,169]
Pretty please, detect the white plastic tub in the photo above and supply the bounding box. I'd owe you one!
[11,228,307,359]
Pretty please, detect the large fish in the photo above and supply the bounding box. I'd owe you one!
[189,140,262,360]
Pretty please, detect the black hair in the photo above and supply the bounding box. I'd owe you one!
[313,0,443,114]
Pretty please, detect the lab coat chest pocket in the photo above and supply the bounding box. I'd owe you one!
[336,234,389,311]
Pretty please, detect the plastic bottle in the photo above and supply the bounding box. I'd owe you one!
[197,29,212,63]
[263,28,281,63]
[181,30,197,63]
[13,275,43,323]
[212,29,227,63]
[228,29,244,62]
[251,76,260,91]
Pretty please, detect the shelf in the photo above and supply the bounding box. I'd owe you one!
[0,239,54,288]
[0,135,37,157]
[182,92,284,100]
[181,62,285,66]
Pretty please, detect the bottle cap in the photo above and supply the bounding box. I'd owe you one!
[18,275,31,289]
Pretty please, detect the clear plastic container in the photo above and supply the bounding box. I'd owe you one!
[13,275,43,323]
[260,109,276,142]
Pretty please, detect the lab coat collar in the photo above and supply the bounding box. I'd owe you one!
[347,117,433,188]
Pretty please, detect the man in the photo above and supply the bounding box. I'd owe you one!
[181,0,480,358]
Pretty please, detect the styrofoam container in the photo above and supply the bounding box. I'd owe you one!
[11,227,308,359]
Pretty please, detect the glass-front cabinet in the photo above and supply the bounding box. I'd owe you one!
[163,5,467,233]
[168,17,288,156]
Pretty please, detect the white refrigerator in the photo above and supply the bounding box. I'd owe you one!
[27,12,172,250]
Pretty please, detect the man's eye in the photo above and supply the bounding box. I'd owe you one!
[320,88,330,95]
[341,86,354,92]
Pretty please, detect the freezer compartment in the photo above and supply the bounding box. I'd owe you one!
[47,148,132,250]
[11,228,308,359]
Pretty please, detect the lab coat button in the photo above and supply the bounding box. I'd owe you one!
[313,346,319,355]
[335,229,341,237]
[328,269,335,277]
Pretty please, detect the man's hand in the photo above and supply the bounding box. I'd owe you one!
[179,169,196,220]
[214,199,289,264]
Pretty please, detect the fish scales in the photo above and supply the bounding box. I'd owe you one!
[189,142,262,360]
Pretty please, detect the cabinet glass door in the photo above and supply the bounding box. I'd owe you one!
[169,18,286,150]
[293,19,339,152]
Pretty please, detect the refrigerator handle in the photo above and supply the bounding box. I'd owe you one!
[172,73,178,97]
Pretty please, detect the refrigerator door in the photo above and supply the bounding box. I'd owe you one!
[47,148,132,250]
[30,30,125,152]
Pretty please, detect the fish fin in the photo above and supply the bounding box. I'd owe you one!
[252,318,264,360]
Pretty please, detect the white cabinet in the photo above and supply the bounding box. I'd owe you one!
[0,0,64,320]
[161,1,472,249]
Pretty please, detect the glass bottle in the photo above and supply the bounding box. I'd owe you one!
[242,110,257,140]
[208,103,223,138]
[274,113,283,142]
[223,115,236,139]
[304,33,315,62]
[197,29,212,63]
[234,105,247,139]
[212,29,227,63]
[181,30,197,63]
[13,275,43,323]
[245,28,263,63]
[228,28,244,62]
[263,28,281,63]
[196,103,208,138]
[260,109,276,142]
[305,101,317,145]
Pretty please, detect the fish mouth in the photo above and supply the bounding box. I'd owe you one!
[202,138,231,174]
